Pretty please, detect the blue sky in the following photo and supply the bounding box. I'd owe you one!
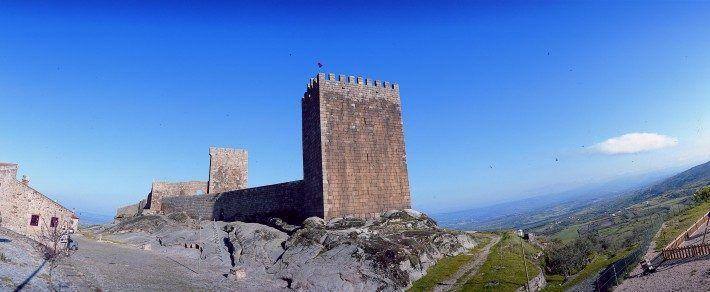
[1,2,709,215]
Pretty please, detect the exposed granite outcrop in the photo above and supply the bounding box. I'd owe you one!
[98,209,477,291]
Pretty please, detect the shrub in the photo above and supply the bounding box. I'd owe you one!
[544,234,599,275]
[693,186,710,204]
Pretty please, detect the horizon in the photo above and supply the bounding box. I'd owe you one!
[2,2,710,216]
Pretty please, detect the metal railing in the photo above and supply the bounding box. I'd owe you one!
[593,244,646,292]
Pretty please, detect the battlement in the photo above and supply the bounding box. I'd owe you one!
[307,73,399,90]
[209,147,247,155]
[305,73,401,105]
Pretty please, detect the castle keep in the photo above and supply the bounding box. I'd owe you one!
[118,73,411,223]
[302,74,411,219]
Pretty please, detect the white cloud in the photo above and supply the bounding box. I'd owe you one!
[590,132,678,155]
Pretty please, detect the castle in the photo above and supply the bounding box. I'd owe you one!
[117,73,411,223]
[0,163,79,242]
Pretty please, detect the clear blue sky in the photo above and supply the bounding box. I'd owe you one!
[1,2,708,215]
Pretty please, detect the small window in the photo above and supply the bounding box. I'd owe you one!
[30,215,39,226]
[50,217,59,228]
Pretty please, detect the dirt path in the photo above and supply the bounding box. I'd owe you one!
[433,234,501,292]
[57,234,234,291]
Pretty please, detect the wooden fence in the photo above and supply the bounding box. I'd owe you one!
[660,210,710,261]
[662,243,710,260]
[664,211,709,250]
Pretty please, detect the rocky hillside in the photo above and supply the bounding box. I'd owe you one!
[96,209,476,291]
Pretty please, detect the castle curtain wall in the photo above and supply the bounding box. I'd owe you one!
[161,180,307,224]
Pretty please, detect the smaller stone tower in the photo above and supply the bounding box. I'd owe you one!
[208,147,248,194]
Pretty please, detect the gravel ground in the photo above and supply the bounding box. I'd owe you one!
[616,219,710,291]
[615,256,710,292]
[682,220,709,247]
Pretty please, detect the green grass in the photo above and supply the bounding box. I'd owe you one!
[540,274,564,292]
[408,236,492,292]
[541,247,634,291]
[554,224,581,243]
[655,200,710,250]
[460,232,542,292]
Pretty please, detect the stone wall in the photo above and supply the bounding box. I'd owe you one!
[162,180,308,224]
[115,199,147,220]
[0,165,78,243]
[0,163,18,180]
[302,73,411,220]
[208,147,248,194]
[147,181,208,212]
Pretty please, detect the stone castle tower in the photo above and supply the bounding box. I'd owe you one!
[126,73,412,223]
[208,147,248,194]
[302,73,411,219]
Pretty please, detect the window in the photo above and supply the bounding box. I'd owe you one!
[50,217,59,228]
[30,215,39,226]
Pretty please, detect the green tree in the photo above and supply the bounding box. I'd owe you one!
[693,186,710,204]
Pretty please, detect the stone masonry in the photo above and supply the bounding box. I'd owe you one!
[0,163,18,180]
[303,73,411,219]
[0,162,79,243]
[146,181,208,212]
[162,180,304,223]
[119,73,411,223]
[208,147,248,194]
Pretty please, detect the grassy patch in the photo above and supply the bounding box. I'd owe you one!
[408,236,491,292]
[542,247,634,291]
[553,224,581,243]
[655,200,710,250]
[460,232,541,292]
[540,274,565,292]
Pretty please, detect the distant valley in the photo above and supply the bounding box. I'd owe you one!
[433,165,698,231]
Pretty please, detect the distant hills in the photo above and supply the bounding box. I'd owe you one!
[435,161,709,231]
[634,160,710,200]
[76,210,114,226]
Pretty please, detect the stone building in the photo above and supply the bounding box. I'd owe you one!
[0,162,79,242]
[119,73,411,223]
[208,147,248,194]
[302,73,411,219]
[116,148,249,218]
[146,181,209,212]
